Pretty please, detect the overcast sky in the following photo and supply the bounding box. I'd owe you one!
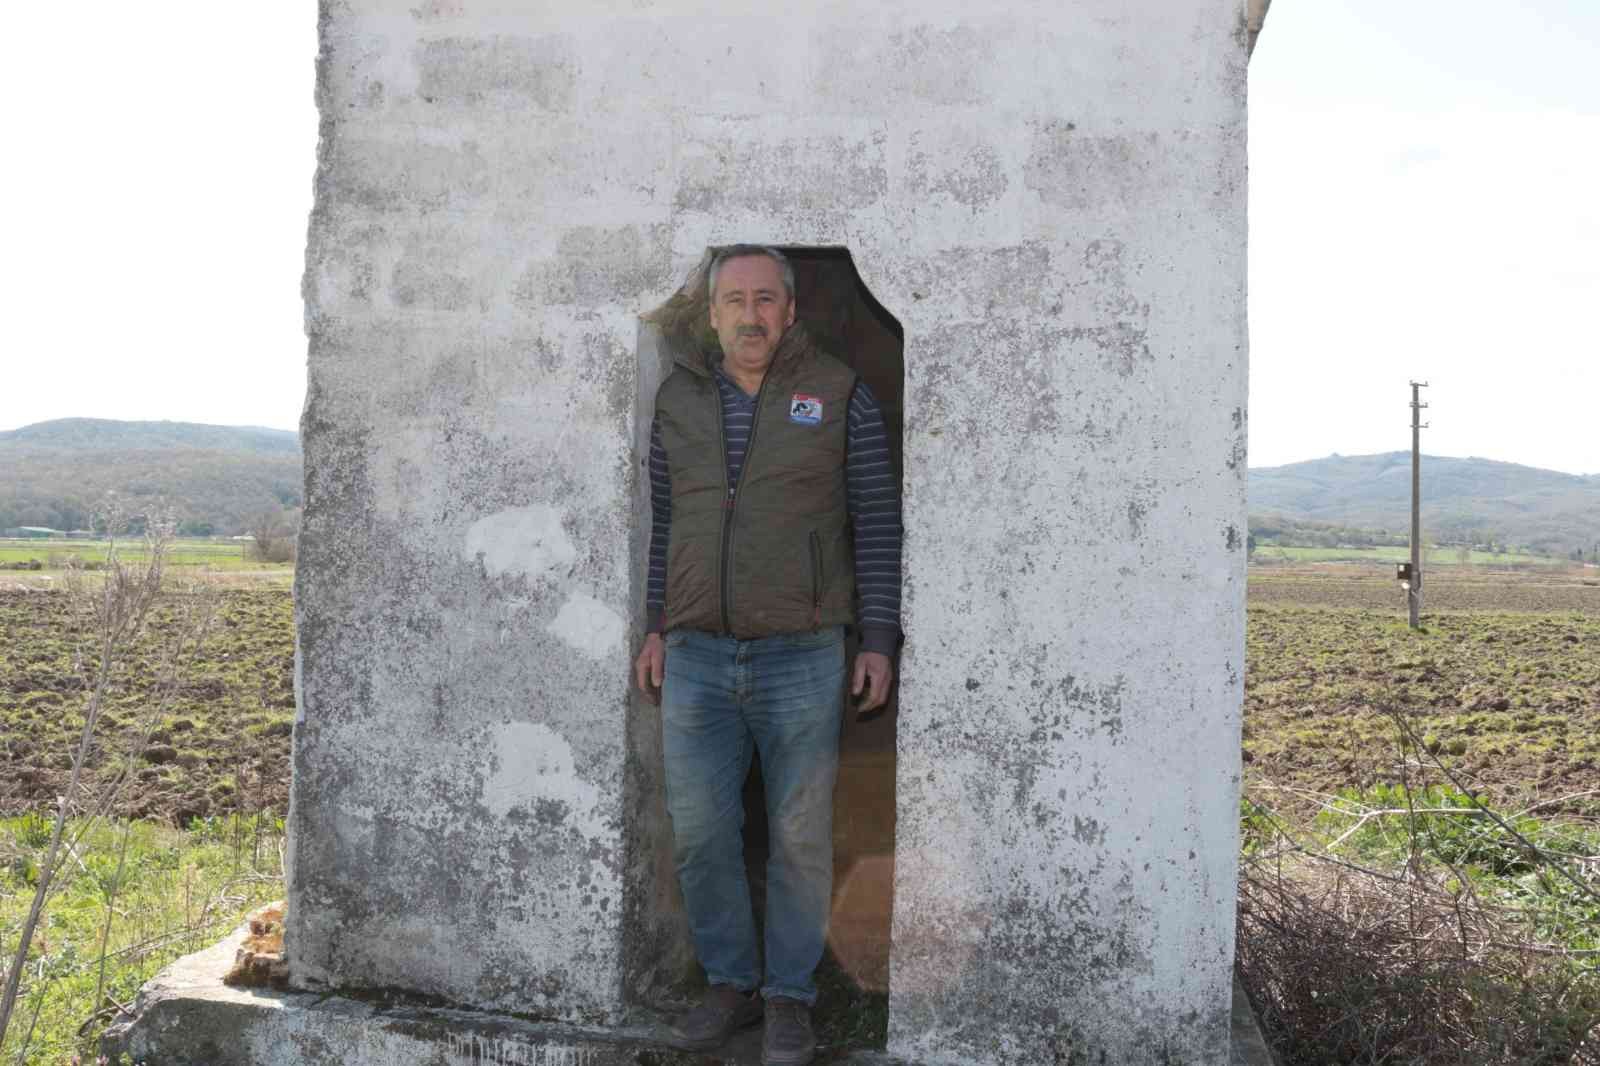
[1249,0,1599,474]
[2,2,1595,474]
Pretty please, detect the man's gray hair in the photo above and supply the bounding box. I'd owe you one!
[707,244,795,301]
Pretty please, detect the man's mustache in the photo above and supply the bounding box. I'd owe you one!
[736,325,768,338]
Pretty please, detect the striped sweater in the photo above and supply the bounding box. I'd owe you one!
[648,366,902,655]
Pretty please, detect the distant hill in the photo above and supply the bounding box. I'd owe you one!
[2,418,298,455]
[1250,453,1600,558]
[0,419,302,535]
[6,424,1595,555]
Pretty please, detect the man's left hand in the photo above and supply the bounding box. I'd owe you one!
[851,651,894,715]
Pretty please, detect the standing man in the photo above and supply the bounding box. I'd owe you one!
[634,245,901,1066]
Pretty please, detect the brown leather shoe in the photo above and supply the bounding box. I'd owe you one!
[669,983,762,1050]
[762,995,816,1065]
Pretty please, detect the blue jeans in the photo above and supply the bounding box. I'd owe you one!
[661,625,846,1004]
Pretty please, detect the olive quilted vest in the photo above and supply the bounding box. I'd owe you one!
[654,324,858,639]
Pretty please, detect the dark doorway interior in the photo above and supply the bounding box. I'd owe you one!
[741,247,903,1005]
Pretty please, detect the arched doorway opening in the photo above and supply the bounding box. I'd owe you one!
[633,245,905,1016]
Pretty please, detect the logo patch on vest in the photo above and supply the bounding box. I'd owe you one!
[789,394,823,426]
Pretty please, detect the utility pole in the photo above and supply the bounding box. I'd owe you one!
[1408,381,1429,629]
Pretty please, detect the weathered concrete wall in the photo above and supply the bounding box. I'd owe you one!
[294,0,1247,1060]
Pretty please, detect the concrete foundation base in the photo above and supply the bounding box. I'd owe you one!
[104,923,1278,1066]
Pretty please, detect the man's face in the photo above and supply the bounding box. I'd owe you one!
[708,254,795,377]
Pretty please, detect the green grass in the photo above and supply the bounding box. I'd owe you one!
[1,577,292,1062]
[1318,784,1583,869]
[1266,781,1600,959]
[0,538,285,572]
[1253,544,1564,567]
[0,813,284,1065]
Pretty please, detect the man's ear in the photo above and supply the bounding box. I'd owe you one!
[784,299,796,329]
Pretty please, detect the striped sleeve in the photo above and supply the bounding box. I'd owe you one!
[646,415,671,633]
[846,381,902,656]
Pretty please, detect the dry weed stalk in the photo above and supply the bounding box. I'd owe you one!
[0,510,218,1050]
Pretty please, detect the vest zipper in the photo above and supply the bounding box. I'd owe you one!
[809,529,823,630]
[717,372,771,636]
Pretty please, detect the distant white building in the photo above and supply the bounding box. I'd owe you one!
[6,527,61,539]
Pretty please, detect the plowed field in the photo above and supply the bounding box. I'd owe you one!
[6,565,1597,827]
[1246,565,1600,816]
[0,587,295,820]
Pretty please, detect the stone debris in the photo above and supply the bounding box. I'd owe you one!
[222,900,288,988]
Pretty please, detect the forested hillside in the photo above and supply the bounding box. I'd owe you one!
[1250,453,1600,558]
[0,419,301,535]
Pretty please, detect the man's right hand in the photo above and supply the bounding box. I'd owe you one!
[634,632,665,704]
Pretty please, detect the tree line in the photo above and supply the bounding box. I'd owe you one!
[0,451,302,537]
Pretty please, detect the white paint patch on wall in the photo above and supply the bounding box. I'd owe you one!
[445,1033,600,1064]
[480,721,608,829]
[462,505,576,580]
[547,594,626,660]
